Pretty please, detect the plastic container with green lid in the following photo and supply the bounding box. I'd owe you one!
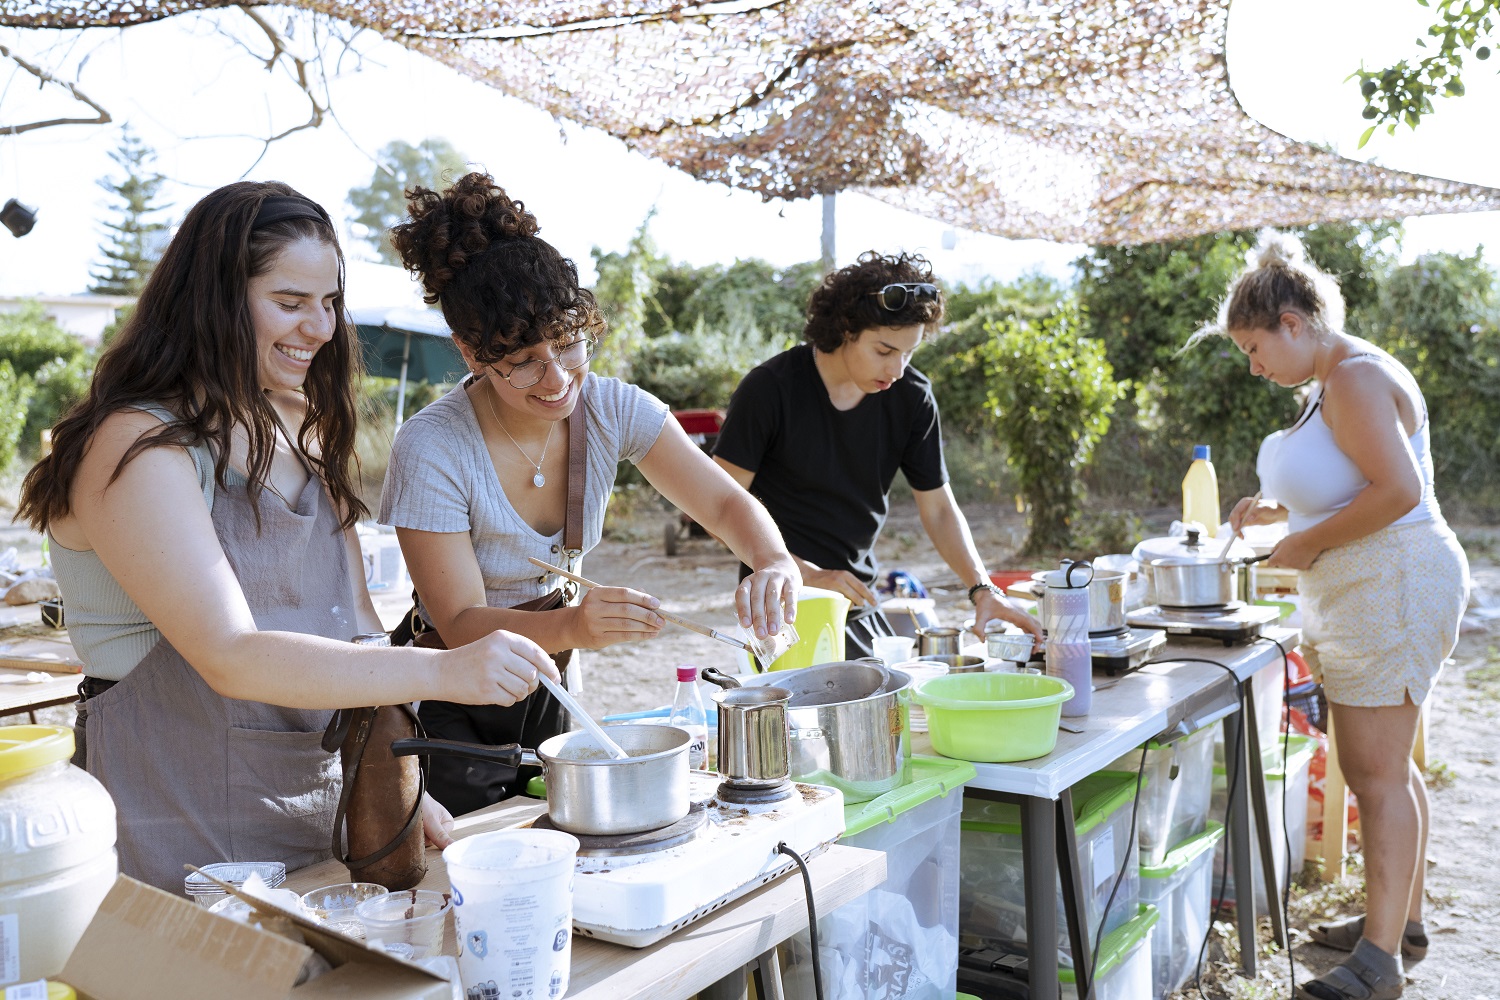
[1140,822,1225,997]
[1058,903,1160,1000]
[782,756,974,999]
[1108,722,1217,866]
[1211,733,1317,912]
[959,770,1142,964]
[0,725,118,985]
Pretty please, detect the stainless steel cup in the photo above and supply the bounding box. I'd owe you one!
[916,626,963,657]
[713,687,791,788]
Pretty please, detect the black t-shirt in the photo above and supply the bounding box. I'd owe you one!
[713,344,948,584]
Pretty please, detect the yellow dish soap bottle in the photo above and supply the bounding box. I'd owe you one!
[1182,444,1220,538]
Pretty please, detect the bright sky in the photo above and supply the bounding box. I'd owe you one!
[0,0,1496,301]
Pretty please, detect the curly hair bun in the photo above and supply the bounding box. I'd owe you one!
[1250,229,1308,271]
[391,171,541,303]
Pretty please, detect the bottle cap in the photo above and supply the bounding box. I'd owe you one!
[1192,444,1211,461]
[676,666,698,683]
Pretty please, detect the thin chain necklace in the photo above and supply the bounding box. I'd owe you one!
[482,378,555,487]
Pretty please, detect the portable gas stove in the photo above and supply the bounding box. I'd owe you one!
[1126,601,1280,646]
[531,771,845,948]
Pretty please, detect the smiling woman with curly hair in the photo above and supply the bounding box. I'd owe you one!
[380,171,800,814]
[713,250,1043,659]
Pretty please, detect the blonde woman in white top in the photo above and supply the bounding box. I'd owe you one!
[1205,232,1468,1000]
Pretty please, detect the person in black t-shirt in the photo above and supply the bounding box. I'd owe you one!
[713,251,1043,659]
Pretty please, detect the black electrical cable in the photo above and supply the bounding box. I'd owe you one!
[1082,741,1149,1000]
[778,842,824,1000]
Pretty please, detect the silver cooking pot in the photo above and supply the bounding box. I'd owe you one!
[1030,562,1128,635]
[390,724,689,836]
[703,662,910,803]
[1144,530,1271,608]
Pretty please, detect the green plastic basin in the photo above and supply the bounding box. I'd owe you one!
[912,672,1073,762]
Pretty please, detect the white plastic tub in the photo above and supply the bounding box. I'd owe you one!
[959,770,1140,965]
[1108,723,1216,868]
[1211,734,1316,912]
[783,756,973,1000]
[1140,822,1224,997]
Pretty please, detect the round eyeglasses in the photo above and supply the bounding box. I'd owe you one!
[869,282,940,312]
[494,336,597,389]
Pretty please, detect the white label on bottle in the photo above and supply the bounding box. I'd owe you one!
[0,915,19,988]
[4,981,49,1000]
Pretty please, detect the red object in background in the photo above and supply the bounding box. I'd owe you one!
[672,409,726,438]
[989,570,1039,592]
[1286,648,1312,686]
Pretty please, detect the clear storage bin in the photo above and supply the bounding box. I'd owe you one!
[783,756,975,1000]
[1211,734,1316,913]
[959,770,1140,965]
[1139,822,1224,997]
[1108,723,1217,867]
[1058,904,1159,1000]
[1214,661,1284,767]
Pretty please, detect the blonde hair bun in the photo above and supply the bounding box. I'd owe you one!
[1250,229,1308,271]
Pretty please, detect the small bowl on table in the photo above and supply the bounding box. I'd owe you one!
[300,882,389,939]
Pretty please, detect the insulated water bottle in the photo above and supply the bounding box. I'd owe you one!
[1043,562,1093,717]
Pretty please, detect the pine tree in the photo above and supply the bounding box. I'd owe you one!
[90,126,171,297]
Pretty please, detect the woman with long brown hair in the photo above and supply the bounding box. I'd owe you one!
[381,172,800,815]
[18,180,555,893]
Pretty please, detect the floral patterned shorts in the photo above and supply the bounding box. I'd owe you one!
[1300,519,1469,708]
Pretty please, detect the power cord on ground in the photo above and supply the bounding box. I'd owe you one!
[777,842,824,1000]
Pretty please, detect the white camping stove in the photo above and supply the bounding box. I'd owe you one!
[532,771,844,948]
[1126,601,1280,646]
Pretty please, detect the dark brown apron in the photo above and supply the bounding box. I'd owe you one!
[80,465,354,894]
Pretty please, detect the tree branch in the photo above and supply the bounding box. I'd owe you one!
[0,41,112,135]
[224,5,328,174]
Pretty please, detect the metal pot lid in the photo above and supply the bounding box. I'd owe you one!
[1134,530,1238,566]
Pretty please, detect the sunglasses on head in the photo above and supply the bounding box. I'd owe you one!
[870,282,940,312]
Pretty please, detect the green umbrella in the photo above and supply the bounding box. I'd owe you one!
[350,306,467,424]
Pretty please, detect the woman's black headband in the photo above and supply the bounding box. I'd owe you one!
[252,195,332,231]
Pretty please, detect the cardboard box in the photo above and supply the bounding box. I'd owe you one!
[59,876,452,1000]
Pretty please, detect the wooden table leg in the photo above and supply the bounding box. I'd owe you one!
[1319,711,1348,882]
[752,947,787,1000]
[1021,795,1060,1000]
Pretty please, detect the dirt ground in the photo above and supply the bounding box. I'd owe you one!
[5,499,1499,999]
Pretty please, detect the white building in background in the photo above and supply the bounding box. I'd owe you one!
[0,294,135,345]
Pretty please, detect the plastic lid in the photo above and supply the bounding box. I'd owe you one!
[961,769,1140,837]
[0,725,74,780]
[843,755,976,837]
[1058,904,1160,984]
[1140,821,1225,878]
[1212,733,1319,781]
[676,666,698,682]
[1193,444,1211,460]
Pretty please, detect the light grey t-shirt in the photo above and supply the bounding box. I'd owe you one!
[379,373,669,625]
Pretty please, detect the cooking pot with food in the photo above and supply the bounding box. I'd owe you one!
[390,724,689,836]
[1136,529,1271,608]
[703,661,910,803]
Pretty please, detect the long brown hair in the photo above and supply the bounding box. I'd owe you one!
[18,180,367,531]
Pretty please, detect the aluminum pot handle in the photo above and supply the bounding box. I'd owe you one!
[700,666,743,690]
[389,737,540,768]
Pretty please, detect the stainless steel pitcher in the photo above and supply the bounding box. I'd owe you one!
[712,686,792,788]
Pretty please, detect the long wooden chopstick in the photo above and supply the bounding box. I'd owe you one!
[526,556,752,652]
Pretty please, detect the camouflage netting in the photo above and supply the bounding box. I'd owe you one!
[10,0,1500,244]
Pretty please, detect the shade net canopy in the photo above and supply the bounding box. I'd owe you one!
[11,0,1500,244]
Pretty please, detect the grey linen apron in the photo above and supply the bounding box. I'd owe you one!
[81,466,354,894]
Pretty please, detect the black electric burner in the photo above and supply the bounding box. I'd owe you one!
[533,801,709,857]
[1126,602,1280,646]
[715,779,795,806]
[1089,626,1169,675]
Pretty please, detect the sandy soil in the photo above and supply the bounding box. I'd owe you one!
[7,500,1499,998]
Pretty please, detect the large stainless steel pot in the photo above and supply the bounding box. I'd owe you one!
[390,724,689,836]
[1031,563,1127,635]
[707,662,911,803]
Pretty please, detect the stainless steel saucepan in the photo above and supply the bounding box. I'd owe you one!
[1143,530,1272,607]
[390,724,689,836]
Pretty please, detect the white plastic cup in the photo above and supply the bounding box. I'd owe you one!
[444,829,580,1000]
[871,634,915,667]
[357,888,452,960]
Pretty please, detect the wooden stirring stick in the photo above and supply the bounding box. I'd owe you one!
[525,556,755,654]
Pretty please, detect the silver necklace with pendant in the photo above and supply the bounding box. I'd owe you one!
[484,381,555,487]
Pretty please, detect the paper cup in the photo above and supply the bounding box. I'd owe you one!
[871,634,916,666]
[444,829,579,1000]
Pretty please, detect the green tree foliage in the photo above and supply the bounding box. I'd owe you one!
[89,125,171,297]
[347,138,467,264]
[632,316,792,411]
[1370,251,1500,508]
[0,362,34,477]
[0,303,94,467]
[982,301,1124,555]
[590,214,665,380]
[1352,0,1497,144]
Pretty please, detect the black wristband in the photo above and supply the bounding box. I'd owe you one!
[968,582,1002,604]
